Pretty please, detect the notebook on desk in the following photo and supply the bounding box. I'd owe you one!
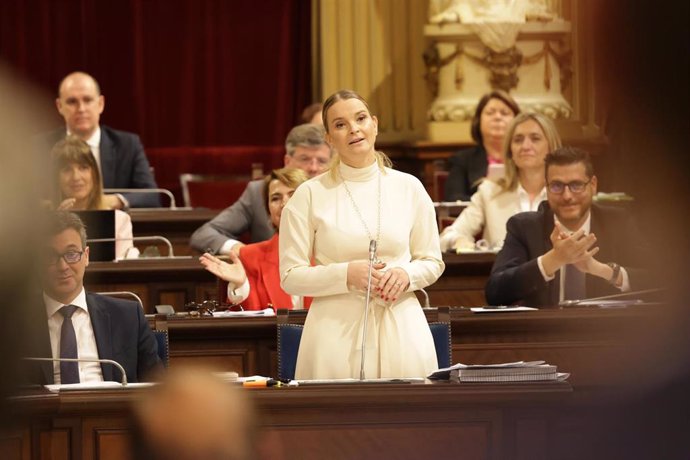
[74,210,116,262]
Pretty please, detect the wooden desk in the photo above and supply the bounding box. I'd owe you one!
[84,252,495,313]
[2,381,572,460]
[153,304,659,389]
[85,258,218,313]
[130,208,216,256]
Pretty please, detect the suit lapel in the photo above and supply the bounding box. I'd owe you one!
[34,302,55,384]
[99,128,116,188]
[86,293,114,381]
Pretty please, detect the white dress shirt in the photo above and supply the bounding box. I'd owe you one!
[536,212,630,301]
[44,287,104,384]
[67,126,101,169]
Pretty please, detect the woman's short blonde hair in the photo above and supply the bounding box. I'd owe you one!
[321,89,392,180]
[51,135,106,210]
[496,112,563,193]
[262,167,309,217]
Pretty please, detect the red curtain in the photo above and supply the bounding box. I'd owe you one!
[0,0,312,148]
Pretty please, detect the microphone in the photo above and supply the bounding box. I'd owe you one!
[22,357,128,386]
[360,240,377,380]
[368,239,377,262]
[103,188,177,209]
[559,287,665,307]
[87,236,175,258]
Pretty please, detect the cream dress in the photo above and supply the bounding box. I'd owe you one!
[279,161,445,379]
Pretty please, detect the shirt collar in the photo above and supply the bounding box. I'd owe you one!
[66,126,101,149]
[44,287,88,318]
[555,210,592,235]
[516,183,547,200]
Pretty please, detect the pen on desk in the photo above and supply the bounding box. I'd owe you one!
[242,379,284,388]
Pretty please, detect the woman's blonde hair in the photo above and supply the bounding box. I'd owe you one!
[321,89,392,181]
[495,112,562,193]
[52,135,106,210]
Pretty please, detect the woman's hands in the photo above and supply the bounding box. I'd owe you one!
[347,261,410,303]
[200,252,247,286]
[57,198,76,210]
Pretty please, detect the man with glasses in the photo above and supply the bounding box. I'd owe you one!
[486,147,648,307]
[190,123,331,255]
[30,211,161,384]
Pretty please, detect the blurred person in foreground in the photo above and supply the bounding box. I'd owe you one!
[440,112,562,252]
[131,366,275,460]
[200,168,311,310]
[190,123,331,256]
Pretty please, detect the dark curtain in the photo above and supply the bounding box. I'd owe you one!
[0,0,312,147]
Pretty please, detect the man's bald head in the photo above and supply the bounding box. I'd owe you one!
[55,72,104,139]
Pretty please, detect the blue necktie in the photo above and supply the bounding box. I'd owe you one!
[59,305,80,384]
[563,264,586,301]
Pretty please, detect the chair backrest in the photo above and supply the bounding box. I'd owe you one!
[153,330,170,368]
[180,173,250,209]
[277,323,304,381]
[276,307,452,380]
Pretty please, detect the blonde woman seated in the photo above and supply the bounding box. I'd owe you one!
[440,112,562,252]
[52,136,139,259]
[200,168,310,310]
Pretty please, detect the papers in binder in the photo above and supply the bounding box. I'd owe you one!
[428,361,569,382]
[212,307,275,318]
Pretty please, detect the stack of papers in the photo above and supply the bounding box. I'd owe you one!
[428,361,569,382]
[212,307,275,318]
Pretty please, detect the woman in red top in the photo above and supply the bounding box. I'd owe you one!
[200,168,309,310]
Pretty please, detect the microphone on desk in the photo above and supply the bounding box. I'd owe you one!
[87,236,175,258]
[359,239,377,381]
[103,188,177,209]
[22,357,128,386]
[558,287,666,307]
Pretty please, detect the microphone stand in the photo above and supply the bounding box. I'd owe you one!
[359,240,377,381]
[23,357,128,386]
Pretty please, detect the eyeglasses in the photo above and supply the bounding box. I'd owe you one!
[46,250,84,265]
[547,180,592,194]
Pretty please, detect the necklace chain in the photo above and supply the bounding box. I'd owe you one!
[341,169,381,251]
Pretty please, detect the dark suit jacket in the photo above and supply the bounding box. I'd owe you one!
[236,234,312,310]
[41,125,160,208]
[485,202,650,307]
[29,293,161,384]
[190,179,274,253]
[445,145,488,202]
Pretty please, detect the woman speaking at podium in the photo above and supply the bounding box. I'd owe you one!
[279,90,444,380]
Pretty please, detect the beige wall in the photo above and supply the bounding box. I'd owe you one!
[313,0,604,144]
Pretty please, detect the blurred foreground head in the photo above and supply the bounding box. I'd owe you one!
[0,64,52,414]
[132,366,260,460]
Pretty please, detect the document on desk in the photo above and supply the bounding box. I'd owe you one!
[212,307,275,318]
[427,361,545,380]
[45,382,156,392]
[470,306,537,313]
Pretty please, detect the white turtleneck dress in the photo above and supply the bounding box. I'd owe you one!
[279,161,445,379]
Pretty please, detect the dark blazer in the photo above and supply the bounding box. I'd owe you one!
[445,145,488,202]
[29,293,161,385]
[235,234,312,310]
[190,180,274,253]
[41,125,160,208]
[486,202,650,307]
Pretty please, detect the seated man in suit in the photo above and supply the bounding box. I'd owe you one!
[42,71,160,208]
[32,211,161,384]
[190,123,331,255]
[486,147,648,307]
